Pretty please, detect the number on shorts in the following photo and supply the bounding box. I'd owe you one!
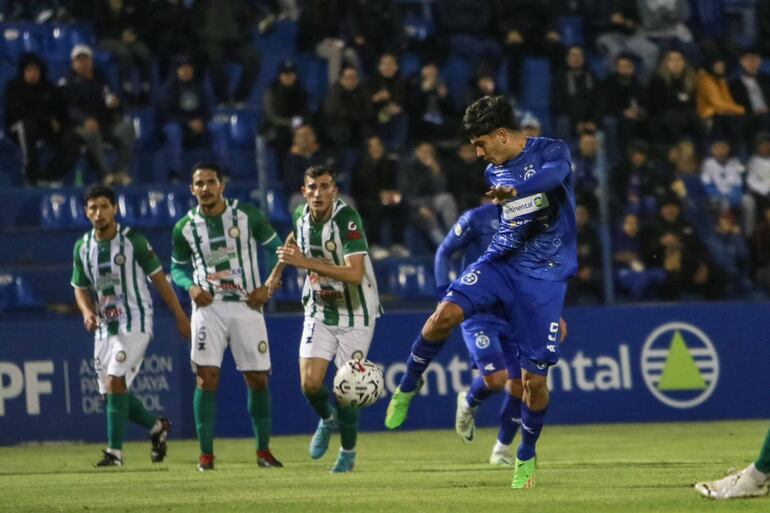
[197,326,207,350]
[547,321,559,342]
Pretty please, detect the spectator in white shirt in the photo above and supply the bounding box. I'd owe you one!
[701,139,753,230]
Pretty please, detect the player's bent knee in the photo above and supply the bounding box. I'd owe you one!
[425,302,464,338]
[483,371,507,391]
[244,371,268,391]
[506,379,524,399]
[196,367,220,391]
[301,380,324,396]
[523,374,548,398]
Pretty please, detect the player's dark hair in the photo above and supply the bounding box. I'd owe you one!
[462,95,518,138]
[191,162,222,181]
[83,184,116,206]
[304,165,336,182]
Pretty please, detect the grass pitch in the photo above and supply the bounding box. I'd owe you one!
[1,420,768,513]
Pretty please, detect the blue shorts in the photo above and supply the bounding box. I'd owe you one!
[461,313,521,380]
[445,260,566,376]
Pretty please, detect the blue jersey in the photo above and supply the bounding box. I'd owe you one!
[483,136,577,281]
[434,204,499,290]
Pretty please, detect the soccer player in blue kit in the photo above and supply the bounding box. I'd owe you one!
[435,203,567,466]
[385,95,576,489]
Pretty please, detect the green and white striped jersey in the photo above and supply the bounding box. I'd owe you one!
[171,199,277,302]
[293,200,381,327]
[71,224,162,339]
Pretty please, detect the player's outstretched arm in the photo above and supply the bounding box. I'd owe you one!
[74,288,99,332]
[150,271,191,340]
[265,232,295,296]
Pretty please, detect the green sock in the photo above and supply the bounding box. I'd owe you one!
[193,388,217,455]
[302,386,332,420]
[337,405,359,451]
[127,394,156,430]
[248,387,271,451]
[755,428,770,473]
[106,394,129,451]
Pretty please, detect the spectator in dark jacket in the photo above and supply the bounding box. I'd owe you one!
[352,135,409,258]
[367,53,408,152]
[598,54,648,165]
[552,46,598,140]
[703,211,753,297]
[322,65,370,150]
[618,140,674,218]
[567,203,604,304]
[192,0,261,105]
[261,60,309,155]
[58,44,135,185]
[751,205,770,292]
[729,48,770,138]
[613,212,666,300]
[145,0,199,82]
[282,124,336,210]
[4,52,79,185]
[434,0,501,70]
[408,61,459,144]
[647,49,703,146]
[572,131,600,210]
[156,56,229,180]
[91,0,153,103]
[347,0,403,73]
[297,0,360,86]
[446,142,487,212]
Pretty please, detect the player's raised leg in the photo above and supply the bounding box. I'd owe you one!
[385,301,464,429]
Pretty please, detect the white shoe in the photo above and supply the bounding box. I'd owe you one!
[455,391,476,443]
[489,447,514,465]
[695,465,769,500]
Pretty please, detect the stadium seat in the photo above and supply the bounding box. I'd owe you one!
[135,189,184,227]
[0,23,44,63]
[44,23,95,62]
[40,192,88,230]
[557,16,584,47]
[379,259,436,301]
[442,55,472,111]
[295,53,327,112]
[265,188,291,225]
[0,273,43,311]
[521,58,550,110]
[216,109,257,149]
[129,108,157,150]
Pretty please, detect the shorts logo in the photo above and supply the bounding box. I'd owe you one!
[115,351,127,363]
[113,253,126,266]
[351,350,364,360]
[258,341,268,354]
[641,322,719,409]
[536,360,549,370]
[460,271,479,286]
[228,226,241,238]
[454,224,462,236]
[475,333,490,349]
[325,240,337,252]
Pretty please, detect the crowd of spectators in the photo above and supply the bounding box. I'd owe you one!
[1,0,770,305]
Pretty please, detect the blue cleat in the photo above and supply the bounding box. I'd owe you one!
[330,450,356,473]
[309,412,337,460]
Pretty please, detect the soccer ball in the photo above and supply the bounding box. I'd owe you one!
[333,359,385,408]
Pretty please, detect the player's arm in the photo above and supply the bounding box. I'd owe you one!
[487,141,572,203]
[171,220,213,307]
[71,239,98,332]
[435,214,475,297]
[245,204,284,308]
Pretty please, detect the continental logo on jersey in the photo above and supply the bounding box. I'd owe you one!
[325,240,337,252]
[347,221,361,240]
[502,193,550,221]
[454,223,462,236]
[208,247,236,266]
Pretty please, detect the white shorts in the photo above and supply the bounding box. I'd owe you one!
[299,317,375,368]
[191,301,271,372]
[94,332,151,394]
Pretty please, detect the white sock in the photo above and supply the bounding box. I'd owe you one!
[107,448,122,460]
[149,419,162,435]
[340,448,355,454]
[493,440,512,454]
[746,463,770,484]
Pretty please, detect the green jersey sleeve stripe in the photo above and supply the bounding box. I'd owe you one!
[71,283,90,289]
[232,207,249,292]
[260,233,277,246]
[118,229,132,332]
[344,251,368,258]
[171,257,190,264]
[131,248,146,333]
[147,265,163,276]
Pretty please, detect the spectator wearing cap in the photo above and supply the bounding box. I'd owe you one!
[367,53,408,152]
[58,44,136,185]
[4,52,80,185]
[551,46,597,141]
[696,55,746,149]
[155,56,229,180]
[261,59,309,155]
[729,48,770,138]
[647,49,703,147]
[520,113,542,138]
[192,0,261,106]
[89,0,154,104]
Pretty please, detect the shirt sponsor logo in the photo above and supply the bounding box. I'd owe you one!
[502,194,550,221]
[208,247,236,266]
[95,275,121,291]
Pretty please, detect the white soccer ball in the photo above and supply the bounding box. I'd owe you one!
[333,358,385,408]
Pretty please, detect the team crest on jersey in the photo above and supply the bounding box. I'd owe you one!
[524,164,536,179]
[113,253,126,266]
[325,240,337,252]
[475,333,490,349]
[348,221,357,231]
[454,223,462,236]
[351,350,364,360]
[258,341,268,354]
[228,226,241,238]
[460,270,479,285]
[115,351,127,363]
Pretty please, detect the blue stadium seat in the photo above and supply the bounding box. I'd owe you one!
[557,16,584,47]
[0,23,44,62]
[442,55,472,111]
[265,188,291,225]
[520,58,550,109]
[40,192,88,230]
[135,190,184,227]
[44,23,95,62]
[295,53,327,112]
[0,273,43,311]
[129,108,157,150]
[219,109,257,149]
[379,259,436,301]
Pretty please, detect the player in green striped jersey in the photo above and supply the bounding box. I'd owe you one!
[171,163,284,471]
[270,165,381,473]
[71,185,191,467]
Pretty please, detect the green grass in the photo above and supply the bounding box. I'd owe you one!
[1,420,768,513]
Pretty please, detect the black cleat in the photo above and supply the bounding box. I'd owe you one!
[94,450,123,467]
[150,417,171,463]
[257,449,284,468]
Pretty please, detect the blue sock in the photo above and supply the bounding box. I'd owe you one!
[399,335,446,393]
[497,392,522,445]
[517,403,547,461]
[466,376,495,407]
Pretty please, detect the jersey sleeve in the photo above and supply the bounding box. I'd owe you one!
[291,203,305,239]
[337,207,369,256]
[242,203,278,245]
[70,238,90,289]
[171,218,192,264]
[514,139,572,197]
[127,230,163,276]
